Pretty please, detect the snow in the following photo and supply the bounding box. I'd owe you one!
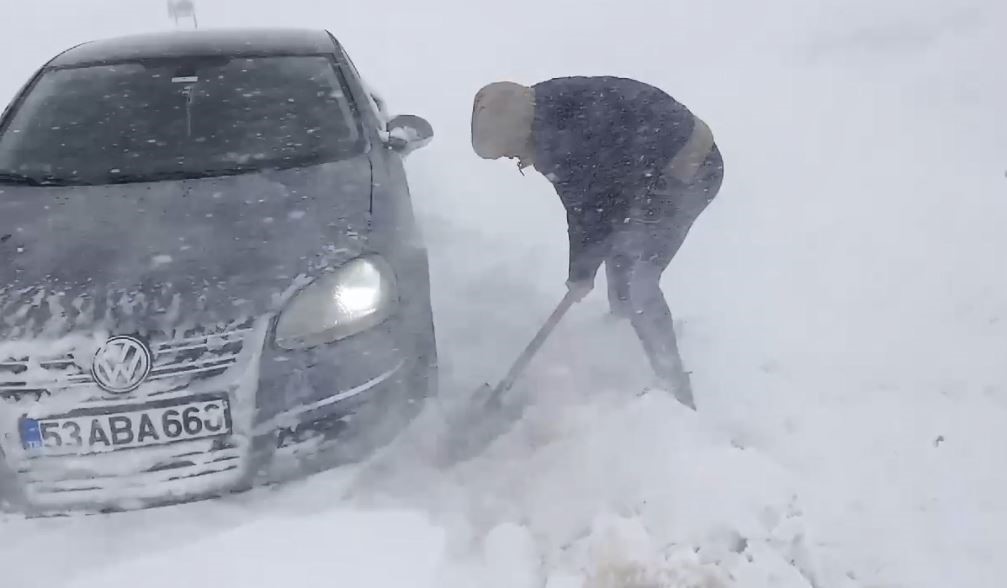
[63,509,447,588]
[1,0,1006,587]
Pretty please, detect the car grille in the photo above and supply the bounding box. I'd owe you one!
[0,356,92,399]
[0,320,255,401]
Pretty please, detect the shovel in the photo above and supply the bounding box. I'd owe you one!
[435,290,580,465]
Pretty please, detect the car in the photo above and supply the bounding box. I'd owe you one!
[0,28,439,514]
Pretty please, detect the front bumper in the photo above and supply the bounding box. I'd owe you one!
[0,314,415,514]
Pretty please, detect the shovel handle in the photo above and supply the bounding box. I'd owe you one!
[486,290,580,405]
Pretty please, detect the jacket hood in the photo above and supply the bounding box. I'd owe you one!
[471,81,536,162]
[0,157,373,339]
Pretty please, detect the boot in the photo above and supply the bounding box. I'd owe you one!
[639,372,695,410]
[666,369,696,410]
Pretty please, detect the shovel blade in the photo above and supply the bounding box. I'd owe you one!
[471,382,494,404]
[434,382,524,466]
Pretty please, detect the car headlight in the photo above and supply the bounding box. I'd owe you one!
[274,256,398,350]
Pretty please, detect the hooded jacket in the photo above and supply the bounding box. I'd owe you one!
[530,76,715,283]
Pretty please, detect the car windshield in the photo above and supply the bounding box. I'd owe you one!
[0,55,363,185]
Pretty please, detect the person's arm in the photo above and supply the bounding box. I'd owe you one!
[533,78,622,287]
[565,205,611,286]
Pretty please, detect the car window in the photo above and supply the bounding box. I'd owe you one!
[339,48,388,127]
[0,55,364,185]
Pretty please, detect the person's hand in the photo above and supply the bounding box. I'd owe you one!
[566,278,594,302]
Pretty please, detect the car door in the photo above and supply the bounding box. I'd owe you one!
[334,44,418,237]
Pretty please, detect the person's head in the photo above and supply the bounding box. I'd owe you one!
[471,81,536,167]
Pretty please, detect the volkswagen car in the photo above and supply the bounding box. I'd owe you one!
[0,28,438,514]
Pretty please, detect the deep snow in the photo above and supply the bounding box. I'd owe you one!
[2,0,1006,587]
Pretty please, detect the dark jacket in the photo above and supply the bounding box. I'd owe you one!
[531,76,701,283]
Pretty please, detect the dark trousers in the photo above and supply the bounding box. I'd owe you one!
[604,148,724,405]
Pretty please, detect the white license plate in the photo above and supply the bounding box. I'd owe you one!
[19,397,231,455]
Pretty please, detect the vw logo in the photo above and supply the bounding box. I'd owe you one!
[91,336,153,394]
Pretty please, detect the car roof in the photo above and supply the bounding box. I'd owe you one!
[47,28,338,68]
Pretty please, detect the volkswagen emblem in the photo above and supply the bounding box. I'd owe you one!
[92,336,153,394]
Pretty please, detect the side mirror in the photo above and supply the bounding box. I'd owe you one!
[384,114,434,154]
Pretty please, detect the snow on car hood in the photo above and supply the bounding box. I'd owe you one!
[0,157,373,339]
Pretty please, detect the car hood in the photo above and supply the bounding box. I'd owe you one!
[0,158,373,339]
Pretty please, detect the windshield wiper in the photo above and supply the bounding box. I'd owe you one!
[100,154,339,185]
[101,166,265,185]
[0,172,83,187]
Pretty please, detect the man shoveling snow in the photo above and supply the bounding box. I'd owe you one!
[470,76,724,408]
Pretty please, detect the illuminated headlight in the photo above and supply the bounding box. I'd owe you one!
[274,256,398,350]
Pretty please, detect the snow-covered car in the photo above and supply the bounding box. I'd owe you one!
[0,28,438,514]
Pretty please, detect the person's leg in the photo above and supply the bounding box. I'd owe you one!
[614,147,725,407]
[605,252,633,318]
[621,255,696,407]
[606,221,692,404]
[607,147,723,317]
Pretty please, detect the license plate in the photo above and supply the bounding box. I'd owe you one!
[19,397,232,455]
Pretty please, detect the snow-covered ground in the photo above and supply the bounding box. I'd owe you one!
[2,0,1006,586]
